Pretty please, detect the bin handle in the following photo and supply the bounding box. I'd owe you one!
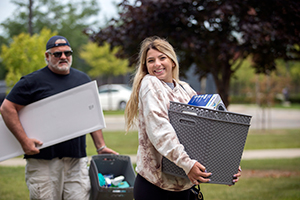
[178,118,196,127]
[101,157,115,162]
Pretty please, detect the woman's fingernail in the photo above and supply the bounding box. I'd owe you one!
[205,169,207,173]
[233,174,237,178]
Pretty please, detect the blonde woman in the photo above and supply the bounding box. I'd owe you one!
[125,37,240,200]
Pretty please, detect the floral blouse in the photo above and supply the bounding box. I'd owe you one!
[135,74,197,191]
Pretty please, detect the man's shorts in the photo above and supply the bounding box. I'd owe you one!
[25,157,91,200]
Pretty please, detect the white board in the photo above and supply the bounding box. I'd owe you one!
[0,80,105,162]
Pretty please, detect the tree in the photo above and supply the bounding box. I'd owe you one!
[0,0,100,72]
[79,41,130,110]
[79,41,129,79]
[1,28,56,88]
[87,0,300,107]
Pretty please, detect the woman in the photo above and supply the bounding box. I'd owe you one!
[125,36,241,200]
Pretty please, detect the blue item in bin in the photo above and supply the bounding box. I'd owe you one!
[117,181,130,188]
[98,173,106,187]
[188,94,227,111]
[103,174,114,179]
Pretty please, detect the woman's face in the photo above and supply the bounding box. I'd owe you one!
[146,48,174,83]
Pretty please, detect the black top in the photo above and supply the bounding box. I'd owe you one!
[6,66,91,159]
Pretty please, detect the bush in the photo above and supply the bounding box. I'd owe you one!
[289,94,300,104]
[229,95,253,104]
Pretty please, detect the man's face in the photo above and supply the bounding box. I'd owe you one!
[46,45,72,75]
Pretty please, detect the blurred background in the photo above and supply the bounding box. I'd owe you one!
[0,0,299,110]
[0,1,299,199]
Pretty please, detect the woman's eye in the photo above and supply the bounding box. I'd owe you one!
[147,60,154,63]
[160,56,166,60]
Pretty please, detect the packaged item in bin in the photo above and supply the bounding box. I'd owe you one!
[117,181,130,188]
[188,94,227,111]
[98,173,106,187]
[103,174,114,179]
[111,175,125,186]
[104,178,111,187]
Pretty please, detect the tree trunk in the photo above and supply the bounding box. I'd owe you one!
[28,0,33,35]
[211,63,232,108]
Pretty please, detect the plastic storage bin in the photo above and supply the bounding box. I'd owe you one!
[89,154,136,200]
[162,101,252,185]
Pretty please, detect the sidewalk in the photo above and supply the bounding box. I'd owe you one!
[103,104,300,131]
[1,148,300,166]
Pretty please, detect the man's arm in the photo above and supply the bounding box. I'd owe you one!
[90,129,118,155]
[0,99,43,155]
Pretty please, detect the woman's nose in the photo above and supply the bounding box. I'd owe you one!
[154,60,161,67]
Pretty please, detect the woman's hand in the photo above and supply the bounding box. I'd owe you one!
[230,166,242,186]
[187,162,212,185]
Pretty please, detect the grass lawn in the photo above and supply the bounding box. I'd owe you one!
[200,158,300,200]
[86,130,139,156]
[0,166,29,199]
[201,175,300,200]
[244,129,300,150]
[1,128,299,199]
[1,158,299,200]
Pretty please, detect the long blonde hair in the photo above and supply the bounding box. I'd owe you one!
[125,36,180,132]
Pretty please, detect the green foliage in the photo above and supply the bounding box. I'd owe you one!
[289,94,300,104]
[1,0,100,37]
[229,95,253,104]
[89,0,300,107]
[231,57,256,83]
[1,28,56,89]
[230,56,298,105]
[0,0,101,73]
[79,42,129,78]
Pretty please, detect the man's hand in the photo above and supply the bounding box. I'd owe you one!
[97,146,119,155]
[22,138,43,155]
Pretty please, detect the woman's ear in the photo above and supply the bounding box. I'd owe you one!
[172,61,176,67]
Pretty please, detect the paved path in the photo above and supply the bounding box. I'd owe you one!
[103,104,300,131]
[1,148,300,166]
[227,104,300,130]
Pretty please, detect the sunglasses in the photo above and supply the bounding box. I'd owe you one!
[48,50,73,58]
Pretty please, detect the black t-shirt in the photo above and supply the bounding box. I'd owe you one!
[6,66,91,159]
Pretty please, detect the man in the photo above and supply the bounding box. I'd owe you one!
[0,35,118,200]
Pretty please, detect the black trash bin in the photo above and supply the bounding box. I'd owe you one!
[89,154,136,200]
